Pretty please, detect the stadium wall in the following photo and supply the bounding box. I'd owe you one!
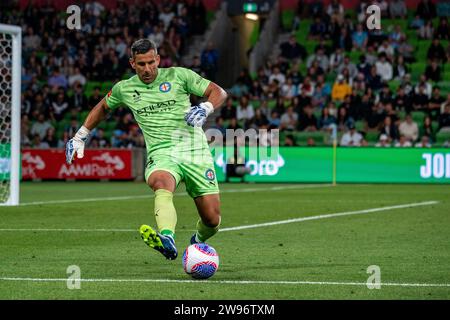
[212,147,450,184]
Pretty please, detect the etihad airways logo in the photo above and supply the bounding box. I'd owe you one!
[136,100,176,116]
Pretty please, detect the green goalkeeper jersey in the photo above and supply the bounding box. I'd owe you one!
[105,67,211,158]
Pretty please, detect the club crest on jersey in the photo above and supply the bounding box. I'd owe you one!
[159,82,172,93]
[205,169,215,181]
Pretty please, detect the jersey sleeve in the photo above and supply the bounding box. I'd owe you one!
[178,67,211,97]
[105,81,124,110]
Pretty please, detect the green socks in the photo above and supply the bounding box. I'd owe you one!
[154,189,177,238]
[195,217,221,242]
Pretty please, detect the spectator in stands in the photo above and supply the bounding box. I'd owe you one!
[311,75,331,109]
[425,59,442,82]
[91,128,110,148]
[268,110,281,129]
[30,114,53,140]
[418,20,434,40]
[306,47,329,72]
[394,135,413,147]
[31,134,49,149]
[427,38,447,64]
[428,87,445,116]
[281,77,298,99]
[399,114,419,142]
[377,40,395,61]
[318,107,337,132]
[375,134,392,147]
[249,109,269,131]
[298,106,318,132]
[379,115,399,141]
[280,35,307,62]
[375,53,393,82]
[332,74,352,103]
[421,116,436,142]
[393,55,409,80]
[441,94,450,114]
[284,134,298,146]
[410,15,425,30]
[227,118,242,131]
[327,0,344,24]
[298,76,315,97]
[68,66,87,88]
[201,42,219,81]
[416,0,437,22]
[71,83,88,111]
[393,86,412,113]
[336,28,353,52]
[415,74,433,98]
[337,105,354,132]
[390,0,407,19]
[330,47,345,72]
[397,36,416,64]
[413,85,430,111]
[48,67,68,90]
[352,24,368,50]
[309,17,327,40]
[438,105,450,132]
[280,106,298,131]
[50,92,69,122]
[435,17,450,40]
[269,66,286,88]
[43,127,58,148]
[236,96,255,124]
[415,135,432,148]
[337,56,357,80]
[340,123,363,146]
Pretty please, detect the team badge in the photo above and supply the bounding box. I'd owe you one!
[159,82,172,93]
[205,169,215,181]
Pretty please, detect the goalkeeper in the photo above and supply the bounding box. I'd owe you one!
[65,39,227,260]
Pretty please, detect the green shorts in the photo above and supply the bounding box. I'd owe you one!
[144,153,219,198]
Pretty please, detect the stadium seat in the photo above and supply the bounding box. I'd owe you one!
[293,131,326,145]
[436,131,450,146]
[411,111,425,123]
[365,131,379,143]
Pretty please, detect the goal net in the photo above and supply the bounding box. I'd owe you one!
[0,24,21,206]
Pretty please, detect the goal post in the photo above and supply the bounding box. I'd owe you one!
[0,23,21,206]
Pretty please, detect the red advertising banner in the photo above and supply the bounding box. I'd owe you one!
[22,149,133,180]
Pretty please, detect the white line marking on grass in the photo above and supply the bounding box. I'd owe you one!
[0,200,438,233]
[0,277,449,288]
[220,201,439,232]
[19,184,332,206]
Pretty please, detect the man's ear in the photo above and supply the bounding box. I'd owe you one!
[129,57,136,70]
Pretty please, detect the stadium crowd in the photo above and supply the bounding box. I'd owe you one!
[222,0,450,147]
[1,0,450,149]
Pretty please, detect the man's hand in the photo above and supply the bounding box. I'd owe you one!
[184,102,214,127]
[65,126,90,164]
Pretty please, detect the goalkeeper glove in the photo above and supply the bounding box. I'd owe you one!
[184,102,214,127]
[65,126,90,164]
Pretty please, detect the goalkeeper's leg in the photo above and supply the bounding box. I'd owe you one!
[140,170,178,260]
[190,194,221,244]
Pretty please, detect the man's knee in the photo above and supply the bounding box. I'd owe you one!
[202,209,221,228]
[147,171,176,192]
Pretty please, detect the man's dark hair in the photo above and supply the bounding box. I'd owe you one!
[131,39,158,57]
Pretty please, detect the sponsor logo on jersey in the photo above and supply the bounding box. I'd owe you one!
[136,100,176,116]
[159,82,172,93]
[205,169,215,181]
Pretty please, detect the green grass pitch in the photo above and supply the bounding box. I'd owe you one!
[0,182,449,299]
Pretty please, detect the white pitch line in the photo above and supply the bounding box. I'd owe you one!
[0,277,449,288]
[219,201,439,232]
[0,200,438,233]
[18,184,332,206]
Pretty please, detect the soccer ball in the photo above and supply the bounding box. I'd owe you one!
[182,243,219,279]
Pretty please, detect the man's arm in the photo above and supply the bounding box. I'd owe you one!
[83,98,109,130]
[185,82,227,127]
[65,98,110,164]
[202,82,228,111]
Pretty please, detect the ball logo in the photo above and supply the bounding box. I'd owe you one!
[205,169,215,181]
[159,82,171,93]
